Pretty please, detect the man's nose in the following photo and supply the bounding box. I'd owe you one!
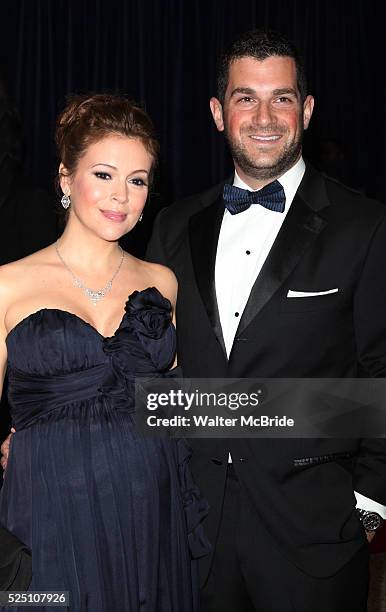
[253,101,274,126]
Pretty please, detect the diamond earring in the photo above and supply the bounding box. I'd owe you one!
[138,213,143,222]
[61,194,71,209]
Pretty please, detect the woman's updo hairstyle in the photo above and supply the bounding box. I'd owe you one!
[56,93,159,187]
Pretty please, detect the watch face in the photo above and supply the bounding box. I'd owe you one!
[362,512,382,531]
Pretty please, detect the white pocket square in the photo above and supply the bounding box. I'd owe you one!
[287,288,339,298]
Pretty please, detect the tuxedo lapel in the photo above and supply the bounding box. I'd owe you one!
[189,193,227,356]
[234,166,330,340]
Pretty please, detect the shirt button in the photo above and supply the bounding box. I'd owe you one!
[246,250,251,255]
[235,312,240,317]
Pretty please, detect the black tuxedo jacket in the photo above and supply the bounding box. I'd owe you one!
[146,164,386,580]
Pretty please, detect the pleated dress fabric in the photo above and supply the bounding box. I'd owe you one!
[0,288,210,611]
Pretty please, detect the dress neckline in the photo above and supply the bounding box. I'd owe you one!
[5,286,163,343]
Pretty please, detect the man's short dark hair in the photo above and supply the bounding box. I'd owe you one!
[216,29,308,104]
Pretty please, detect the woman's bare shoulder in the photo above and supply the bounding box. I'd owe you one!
[0,246,54,303]
[131,257,177,307]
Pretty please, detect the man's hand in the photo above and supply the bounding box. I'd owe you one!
[0,428,15,473]
[366,531,376,543]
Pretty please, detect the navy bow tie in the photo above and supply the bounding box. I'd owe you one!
[223,180,286,215]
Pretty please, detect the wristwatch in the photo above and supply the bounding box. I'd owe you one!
[356,508,384,531]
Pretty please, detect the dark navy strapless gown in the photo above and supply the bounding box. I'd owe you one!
[0,288,210,611]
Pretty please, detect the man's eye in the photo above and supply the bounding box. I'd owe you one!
[239,97,254,104]
[130,178,148,187]
[276,96,292,103]
[94,172,111,180]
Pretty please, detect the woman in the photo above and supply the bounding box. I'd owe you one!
[0,94,209,611]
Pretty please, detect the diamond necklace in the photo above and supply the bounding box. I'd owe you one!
[55,241,125,306]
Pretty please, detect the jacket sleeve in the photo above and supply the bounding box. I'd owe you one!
[353,213,386,505]
[145,207,169,266]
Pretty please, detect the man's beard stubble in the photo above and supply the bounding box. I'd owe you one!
[224,122,303,182]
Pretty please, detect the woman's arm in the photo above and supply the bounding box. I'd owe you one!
[153,263,178,368]
[0,277,9,399]
[0,268,12,472]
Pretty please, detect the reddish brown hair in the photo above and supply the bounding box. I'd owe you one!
[56,93,159,187]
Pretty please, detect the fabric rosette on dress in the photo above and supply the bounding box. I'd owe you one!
[99,287,178,405]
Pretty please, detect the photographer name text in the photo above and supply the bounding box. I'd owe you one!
[146,415,294,428]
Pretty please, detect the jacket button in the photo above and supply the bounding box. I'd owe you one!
[211,458,223,465]
[239,458,248,463]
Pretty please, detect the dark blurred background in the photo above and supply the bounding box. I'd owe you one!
[0,0,385,439]
[1,1,385,210]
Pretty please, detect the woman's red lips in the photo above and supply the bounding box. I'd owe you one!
[101,210,127,222]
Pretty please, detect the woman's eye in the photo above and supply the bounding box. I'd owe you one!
[94,171,111,180]
[130,178,148,187]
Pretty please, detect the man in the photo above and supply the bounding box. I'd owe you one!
[146,29,386,611]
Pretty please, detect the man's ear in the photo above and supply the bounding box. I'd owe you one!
[303,95,314,130]
[59,163,71,194]
[210,97,225,132]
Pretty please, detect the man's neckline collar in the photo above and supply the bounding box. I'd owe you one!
[233,157,306,195]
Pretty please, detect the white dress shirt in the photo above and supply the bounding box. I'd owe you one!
[214,158,386,519]
[215,157,305,356]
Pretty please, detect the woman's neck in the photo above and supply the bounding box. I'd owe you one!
[56,224,122,274]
